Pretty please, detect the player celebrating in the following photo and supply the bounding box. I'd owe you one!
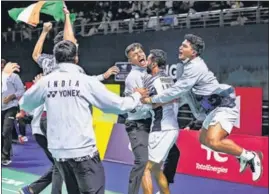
[142,34,263,182]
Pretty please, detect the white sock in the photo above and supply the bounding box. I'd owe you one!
[240,149,255,161]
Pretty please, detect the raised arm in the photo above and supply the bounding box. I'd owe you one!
[63,6,77,44]
[32,22,52,63]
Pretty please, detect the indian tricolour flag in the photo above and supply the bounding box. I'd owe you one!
[8,1,76,27]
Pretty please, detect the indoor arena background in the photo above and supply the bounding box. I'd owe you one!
[1,1,268,194]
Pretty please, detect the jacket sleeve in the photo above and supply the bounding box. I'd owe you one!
[19,79,46,113]
[86,77,142,114]
[152,65,201,103]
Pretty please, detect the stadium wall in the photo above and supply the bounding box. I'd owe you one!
[2,24,268,99]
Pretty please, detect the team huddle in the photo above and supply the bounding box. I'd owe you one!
[2,6,263,194]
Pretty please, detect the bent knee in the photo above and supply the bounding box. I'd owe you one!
[199,129,207,145]
[204,136,221,150]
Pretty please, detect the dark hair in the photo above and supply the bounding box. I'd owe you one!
[53,40,78,64]
[149,49,167,68]
[125,43,143,58]
[184,34,205,56]
[1,59,7,66]
[53,31,64,45]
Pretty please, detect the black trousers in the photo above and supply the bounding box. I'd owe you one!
[1,106,18,159]
[55,153,105,194]
[125,118,151,194]
[12,117,26,139]
[163,143,180,184]
[30,117,63,194]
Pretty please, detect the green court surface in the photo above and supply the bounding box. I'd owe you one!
[2,168,120,194]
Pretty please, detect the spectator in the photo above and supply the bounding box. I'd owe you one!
[1,61,25,165]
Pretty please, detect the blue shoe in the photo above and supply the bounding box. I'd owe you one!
[19,186,32,194]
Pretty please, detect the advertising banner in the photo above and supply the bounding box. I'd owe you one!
[176,130,268,187]
[232,87,263,136]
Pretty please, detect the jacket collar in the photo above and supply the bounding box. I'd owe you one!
[131,65,147,72]
[58,63,85,74]
[182,56,202,66]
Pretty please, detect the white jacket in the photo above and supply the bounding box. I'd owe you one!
[19,63,142,159]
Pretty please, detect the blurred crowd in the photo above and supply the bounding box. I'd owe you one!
[2,1,268,36]
[69,1,262,22]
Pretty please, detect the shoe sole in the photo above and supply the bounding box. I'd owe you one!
[2,161,12,166]
[253,151,263,182]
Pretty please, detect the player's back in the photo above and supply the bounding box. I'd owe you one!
[144,71,179,132]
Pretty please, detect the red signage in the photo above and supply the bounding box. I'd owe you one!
[232,87,263,136]
[176,131,268,187]
[232,87,262,136]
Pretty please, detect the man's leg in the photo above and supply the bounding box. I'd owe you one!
[51,164,63,194]
[71,153,105,194]
[54,159,80,194]
[199,111,263,182]
[2,110,5,151]
[163,144,180,185]
[2,107,17,164]
[142,161,170,194]
[141,162,153,194]
[40,116,63,193]
[149,130,179,194]
[126,120,150,194]
[199,124,243,155]
[12,124,19,141]
[152,162,170,194]
[21,134,62,194]
[18,118,26,136]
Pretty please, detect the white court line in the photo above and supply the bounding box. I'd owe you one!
[2,188,18,193]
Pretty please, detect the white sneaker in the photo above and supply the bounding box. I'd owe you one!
[155,192,160,194]
[249,151,263,181]
[238,157,248,173]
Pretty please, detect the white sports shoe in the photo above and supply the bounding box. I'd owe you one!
[238,157,248,173]
[156,192,160,194]
[249,151,263,181]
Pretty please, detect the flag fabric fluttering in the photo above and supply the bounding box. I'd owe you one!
[8,1,76,27]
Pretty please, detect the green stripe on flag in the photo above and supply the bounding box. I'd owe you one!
[8,8,25,23]
[8,1,76,25]
[40,2,76,23]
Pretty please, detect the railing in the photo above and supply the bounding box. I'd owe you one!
[2,6,268,42]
